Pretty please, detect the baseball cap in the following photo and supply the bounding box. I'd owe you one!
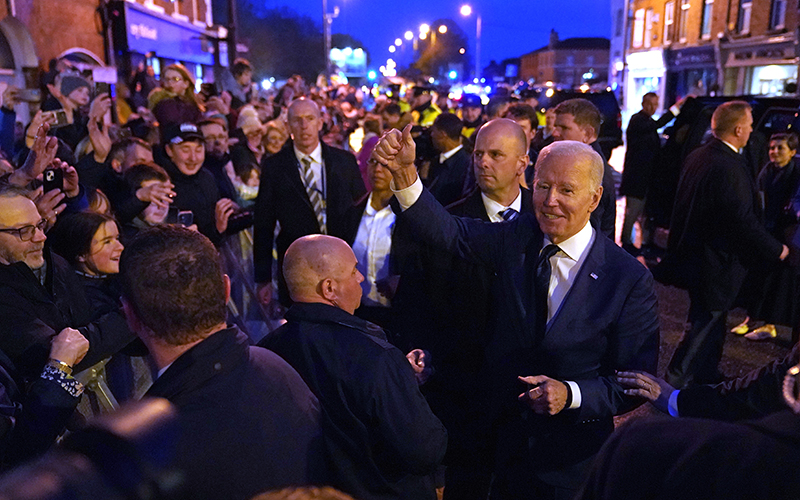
[163,123,204,145]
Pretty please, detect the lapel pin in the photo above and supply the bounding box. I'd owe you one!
[590,273,598,280]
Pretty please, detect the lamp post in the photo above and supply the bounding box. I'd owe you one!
[460,5,481,81]
[322,0,339,78]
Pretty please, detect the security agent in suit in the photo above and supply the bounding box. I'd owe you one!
[551,99,617,240]
[619,93,684,251]
[254,98,366,307]
[375,128,659,500]
[121,226,325,500]
[393,119,535,500]
[259,235,447,500]
[665,101,790,388]
[426,113,473,207]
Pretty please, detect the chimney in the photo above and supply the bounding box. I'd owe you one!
[549,29,559,49]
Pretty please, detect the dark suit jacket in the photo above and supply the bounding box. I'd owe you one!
[399,188,659,488]
[590,141,617,240]
[667,138,784,309]
[620,109,674,198]
[426,147,472,207]
[259,303,447,500]
[577,411,800,500]
[253,141,366,303]
[393,187,534,465]
[146,327,325,500]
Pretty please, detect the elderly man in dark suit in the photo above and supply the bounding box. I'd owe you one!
[254,98,366,306]
[619,93,685,253]
[665,101,790,388]
[375,127,659,500]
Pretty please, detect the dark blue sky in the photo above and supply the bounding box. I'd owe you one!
[255,0,612,71]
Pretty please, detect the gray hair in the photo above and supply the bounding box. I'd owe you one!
[535,141,603,191]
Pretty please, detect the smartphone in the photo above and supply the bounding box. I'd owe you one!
[17,89,41,103]
[43,109,69,129]
[43,168,63,193]
[166,206,179,225]
[95,82,110,97]
[178,210,194,227]
[200,83,217,97]
[166,207,194,227]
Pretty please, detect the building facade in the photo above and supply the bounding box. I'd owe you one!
[624,0,798,112]
[520,31,610,88]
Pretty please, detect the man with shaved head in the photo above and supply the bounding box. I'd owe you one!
[254,97,366,308]
[259,234,447,500]
[375,128,659,499]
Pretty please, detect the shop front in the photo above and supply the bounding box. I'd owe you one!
[721,36,798,96]
[110,0,221,86]
[664,45,718,104]
[625,48,666,114]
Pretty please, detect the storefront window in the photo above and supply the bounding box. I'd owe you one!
[749,64,797,95]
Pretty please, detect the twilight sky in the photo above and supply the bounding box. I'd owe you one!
[254,0,612,71]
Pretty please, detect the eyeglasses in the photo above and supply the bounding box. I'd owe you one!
[0,218,48,241]
[164,76,184,83]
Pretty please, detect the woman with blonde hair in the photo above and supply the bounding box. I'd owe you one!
[148,63,204,139]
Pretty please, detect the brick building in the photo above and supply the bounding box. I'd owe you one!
[520,30,610,88]
[0,0,217,116]
[622,0,798,112]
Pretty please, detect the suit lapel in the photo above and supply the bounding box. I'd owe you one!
[543,235,606,340]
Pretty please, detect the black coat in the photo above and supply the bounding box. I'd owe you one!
[620,108,674,198]
[259,303,447,500]
[161,158,222,242]
[426,147,472,207]
[0,251,135,378]
[253,142,366,303]
[146,327,326,500]
[577,410,800,500]
[667,138,784,309]
[590,142,617,240]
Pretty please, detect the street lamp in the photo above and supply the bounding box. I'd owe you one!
[460,4,481,82]
[322,0,340,78]
[404,31,414,41]
[438,25,448,34]
[389,45,396,53]
[394,38,402,46]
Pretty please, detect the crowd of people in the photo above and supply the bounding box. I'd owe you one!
[0,52,798,500]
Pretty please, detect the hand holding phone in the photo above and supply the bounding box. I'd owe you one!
[42,168,63,193]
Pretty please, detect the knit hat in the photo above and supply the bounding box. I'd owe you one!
[60,75,90,97]
[236,105,265,135]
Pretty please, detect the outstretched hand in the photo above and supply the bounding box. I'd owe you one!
[616,370,674,413]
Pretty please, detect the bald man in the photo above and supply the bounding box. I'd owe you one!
[375,130,659,500]
[259,235,447,500]
[254,98,366,307]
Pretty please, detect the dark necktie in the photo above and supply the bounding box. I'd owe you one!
[534,244,561,336]
[300,157,326,234]
[499,208,519,221]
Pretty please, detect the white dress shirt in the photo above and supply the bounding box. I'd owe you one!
[352,193,396,307]
[439,144,463,164]
[483,191,522,223]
